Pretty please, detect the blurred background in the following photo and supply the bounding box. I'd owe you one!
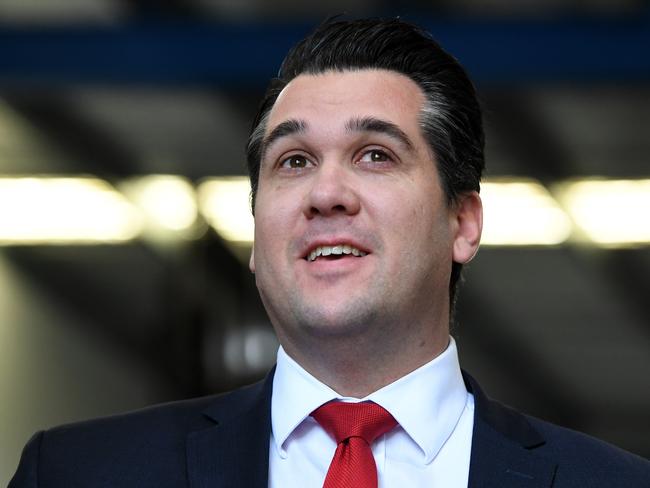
[1,0,650,482]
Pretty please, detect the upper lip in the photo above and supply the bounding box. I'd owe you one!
[300,237,371,260]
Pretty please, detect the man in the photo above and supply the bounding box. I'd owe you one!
[10,18,649,488]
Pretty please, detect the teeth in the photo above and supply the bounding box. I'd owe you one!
[307,244,367,261]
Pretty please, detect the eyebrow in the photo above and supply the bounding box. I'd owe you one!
[261,119,307,160]
[345,116,415,152]
[260,115,415,160]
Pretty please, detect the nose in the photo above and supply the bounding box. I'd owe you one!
[303,162,361,219]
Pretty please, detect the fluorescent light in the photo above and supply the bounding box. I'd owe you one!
[0,177,142,244]
[197,177,254,243]
[120,175,198,234]
[554,179,650,246]
[5,175,642,248]
[481,179,572,246]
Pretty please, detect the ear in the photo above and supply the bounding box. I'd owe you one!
[451,191,482,264]
[249,245,256,273]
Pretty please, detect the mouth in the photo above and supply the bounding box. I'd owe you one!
[305,244,368,262]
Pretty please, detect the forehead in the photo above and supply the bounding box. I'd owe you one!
[266,69,426,135]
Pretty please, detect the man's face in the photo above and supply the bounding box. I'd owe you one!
[250,69,480,351]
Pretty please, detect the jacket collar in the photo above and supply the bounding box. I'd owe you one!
[186,368,558,488]
[186,369,274,488]
[464,372,558,487]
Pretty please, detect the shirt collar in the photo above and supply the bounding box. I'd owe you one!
[271,346,340,458]
[271,337,468,464]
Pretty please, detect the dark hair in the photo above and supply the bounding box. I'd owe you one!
[246,18,485,310]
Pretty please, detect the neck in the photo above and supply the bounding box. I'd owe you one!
[280,323,449,398]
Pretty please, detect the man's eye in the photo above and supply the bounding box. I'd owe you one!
[280,155,311,169]
[359,149,391,164]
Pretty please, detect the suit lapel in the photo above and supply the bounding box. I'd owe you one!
[185,368,559,487]
[186,370,274,488]
[464,373,557,488]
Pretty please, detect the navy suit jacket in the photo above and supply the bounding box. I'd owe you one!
[9,371,650,487]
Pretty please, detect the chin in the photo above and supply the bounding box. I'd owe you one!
[293,300,381,339]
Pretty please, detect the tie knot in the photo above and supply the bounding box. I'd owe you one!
[311,401,397,445]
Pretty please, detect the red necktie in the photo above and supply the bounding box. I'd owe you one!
[311,401,397,488]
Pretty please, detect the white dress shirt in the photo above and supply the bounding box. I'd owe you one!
[269,337,474,487]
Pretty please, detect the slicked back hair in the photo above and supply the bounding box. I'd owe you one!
[246,18,485,311]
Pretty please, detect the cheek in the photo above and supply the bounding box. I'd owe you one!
[385,189,442,231]
[255,220,282,259]
[254,201,296,263]
[398,196,452,254]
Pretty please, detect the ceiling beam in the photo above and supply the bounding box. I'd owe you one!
[120,0,205,18]
[0,14,649,87]
[4,91,138,177]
